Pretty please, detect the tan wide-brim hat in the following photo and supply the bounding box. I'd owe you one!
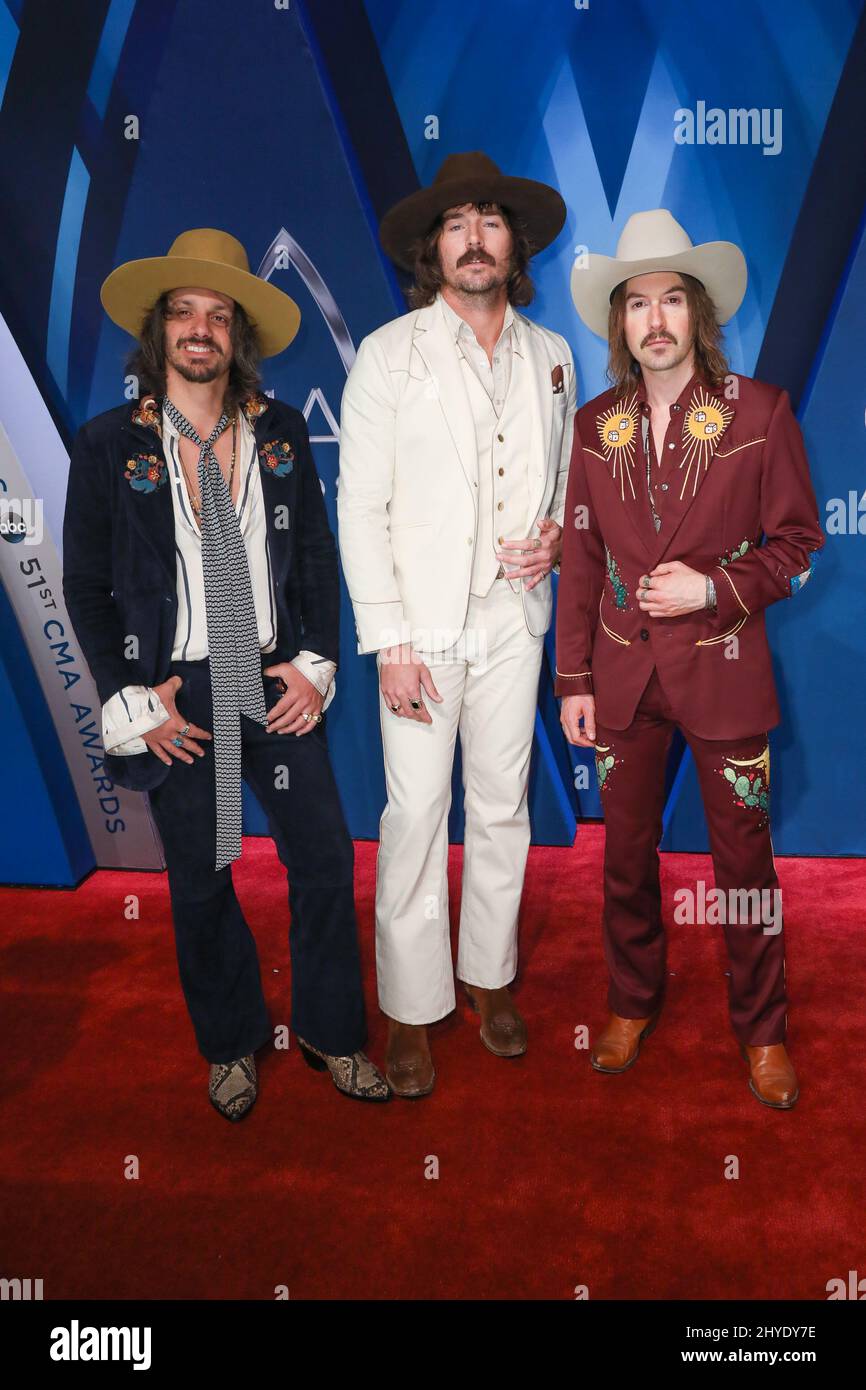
[571,209,747,338]
[100,228,301,357]
[380,151,567,271]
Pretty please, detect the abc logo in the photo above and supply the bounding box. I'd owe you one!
[0,511,27,543]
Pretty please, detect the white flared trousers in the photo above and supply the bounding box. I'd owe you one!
[375,578,545,1023]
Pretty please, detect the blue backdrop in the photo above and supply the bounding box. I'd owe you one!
[0,0,863,885]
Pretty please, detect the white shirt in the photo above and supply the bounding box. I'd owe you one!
[437,291,515,416]
[102,404,336,754]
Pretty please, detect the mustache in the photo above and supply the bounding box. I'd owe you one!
[642,332,676,347]
[457,251,496,267]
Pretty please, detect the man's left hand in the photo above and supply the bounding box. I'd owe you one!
[263,662,324,736]
[636,560,706,617]
[495,516,562,591]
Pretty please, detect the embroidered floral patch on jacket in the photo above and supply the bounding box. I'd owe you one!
[131,397,162,436]
[241,392,269,422]
[125,452,166,492]
[719,538,752,567]
[605,547,630,610]
[258,440,295,476]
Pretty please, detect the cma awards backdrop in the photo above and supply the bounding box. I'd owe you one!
[0,0,864,887]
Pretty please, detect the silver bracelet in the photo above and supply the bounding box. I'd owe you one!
[705,575,717,611]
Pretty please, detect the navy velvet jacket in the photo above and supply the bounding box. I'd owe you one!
[61,391,340,793]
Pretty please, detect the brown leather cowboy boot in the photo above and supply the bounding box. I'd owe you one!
[591,1011,659,1073]
[463,984,527,1057]
[385,1018,435,1098]
[740,1043,799,1109]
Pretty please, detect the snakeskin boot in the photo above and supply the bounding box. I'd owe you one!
[208,1054,257,1122]
[296,1037,390,1101]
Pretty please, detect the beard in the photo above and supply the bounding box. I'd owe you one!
[446,253,512,297]
[166,340,229,385]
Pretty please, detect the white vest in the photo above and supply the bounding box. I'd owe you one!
[460,349,532,597]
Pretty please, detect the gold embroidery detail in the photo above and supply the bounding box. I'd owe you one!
[679,389,733,498]
[596,395,639,501]
[715,437,766,459]
[599,591,631,646]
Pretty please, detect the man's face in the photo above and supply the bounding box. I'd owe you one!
[437,203,514,295]
[621,271,693,375]
[163,288,235,384]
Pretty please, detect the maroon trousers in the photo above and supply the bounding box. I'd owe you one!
[594,669,787,1046]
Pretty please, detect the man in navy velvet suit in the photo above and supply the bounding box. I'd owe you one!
[62,229,389,1119]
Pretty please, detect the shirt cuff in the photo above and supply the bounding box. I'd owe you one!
[102,686,169,755]
[291,651,337,712]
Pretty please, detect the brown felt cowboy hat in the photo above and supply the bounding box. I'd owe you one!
[100,228,301,357]
[379,151,567,271]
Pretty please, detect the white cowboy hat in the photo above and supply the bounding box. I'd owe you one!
[570,209,747,338]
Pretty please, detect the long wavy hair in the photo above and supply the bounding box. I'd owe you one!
[406,201,535,309]
[126,291,262,413]
[606,272,730,396]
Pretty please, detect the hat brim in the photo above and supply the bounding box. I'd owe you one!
[100,256,301,357]
[380,173,567,271]
[570,242,747,338]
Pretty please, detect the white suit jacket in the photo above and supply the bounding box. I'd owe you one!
[337,299,576,655]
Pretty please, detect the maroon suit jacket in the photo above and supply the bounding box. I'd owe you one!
[554,371,824,739]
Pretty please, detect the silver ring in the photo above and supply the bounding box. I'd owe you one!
[302,711,312,722]
[180,723,190,737]
[390,702,400,712]
[171,735,185,748]
[314,713,323,724]
[410,699,421,710]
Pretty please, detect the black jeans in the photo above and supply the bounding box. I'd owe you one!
[146,655,367,1064]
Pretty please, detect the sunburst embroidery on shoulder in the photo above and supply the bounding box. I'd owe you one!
[131,396,162,437]
[241,392,269,421]
[679,388,733,499]
[596,395,639,501]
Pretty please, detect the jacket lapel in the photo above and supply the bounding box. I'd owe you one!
[588,393,655,555]
[248,394,294,593]
[652,383,736,565]
[412,302,478,505]
[520,319,549,529]
[120,398,176,587]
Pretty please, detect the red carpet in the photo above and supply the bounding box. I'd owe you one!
[1,828,863,1301]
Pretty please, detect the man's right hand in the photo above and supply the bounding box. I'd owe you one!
[379,643,443,725]
[560,694,597,747]
[141,674,212,766]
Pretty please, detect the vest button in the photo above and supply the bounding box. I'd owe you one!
[497,501,504,511]
[497,433,505,442]
[498,536,504,545]
[640,629,650,641]
[467,537,472,545]
[661,482,669,491]
[498,467,505,476]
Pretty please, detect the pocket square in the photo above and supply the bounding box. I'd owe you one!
[551,364,565,394]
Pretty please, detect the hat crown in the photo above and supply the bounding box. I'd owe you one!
[432,151,503,187]
[165,228,251,273]
[615,209,694,263]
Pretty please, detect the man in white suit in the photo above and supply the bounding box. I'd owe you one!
[338,153,576,1096]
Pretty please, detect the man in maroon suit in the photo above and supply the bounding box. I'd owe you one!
[556,210,823,1108]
